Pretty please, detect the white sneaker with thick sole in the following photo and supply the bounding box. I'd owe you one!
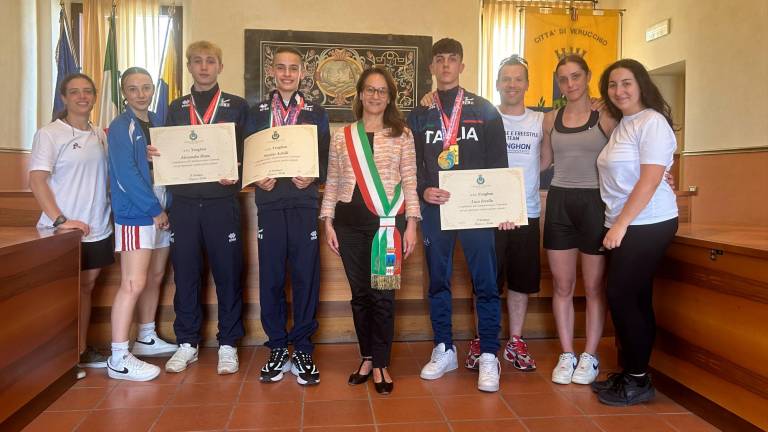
[108,353,161,381]
[420,343,458,380]
[551,352,577,384]
[477,353,500,392]
[165,343,198,373]
[571,352,599,384]
[131,334,178,357]
[217,345,239,375]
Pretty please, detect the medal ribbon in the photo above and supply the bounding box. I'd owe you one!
[270,92,304,127]
[343,122,405,290]
[188,88,222,125]
[433,87,464,150]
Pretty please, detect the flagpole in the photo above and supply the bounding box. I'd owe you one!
[152,11,173,112]
[60,2,80,70]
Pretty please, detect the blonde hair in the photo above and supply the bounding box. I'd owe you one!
[186,40,223,64]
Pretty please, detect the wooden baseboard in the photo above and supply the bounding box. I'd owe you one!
[650,368,764,432]
[0,369,76,432]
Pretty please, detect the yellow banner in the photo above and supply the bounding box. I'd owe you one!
[523,8,620,108]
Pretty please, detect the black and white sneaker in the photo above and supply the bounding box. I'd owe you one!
[260,348,291,383]
[597,373,656,406]
[290,351,320,385]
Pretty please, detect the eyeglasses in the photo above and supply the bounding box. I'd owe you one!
[363,86,388,97]
[499,54,528,68]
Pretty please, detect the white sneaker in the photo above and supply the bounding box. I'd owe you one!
[571,352,599,384]
[217,345,239,375]
[420,343,458,380]
[165,343,198,373]
[108,353,161,381]
[131,334,178,357]
[551,352,577,384]
[477,353,500,392]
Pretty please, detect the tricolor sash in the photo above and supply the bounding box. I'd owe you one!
[343,122,405,290]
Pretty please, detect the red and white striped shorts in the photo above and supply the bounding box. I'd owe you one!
[114,223,170,251]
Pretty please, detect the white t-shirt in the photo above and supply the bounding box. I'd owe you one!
[499,108,544,218]
[29,120,112,242]
[597,109,678,227]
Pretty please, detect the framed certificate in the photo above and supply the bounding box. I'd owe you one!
[149,123,239,186]
[439,168,528,230]
[241,125,318,187]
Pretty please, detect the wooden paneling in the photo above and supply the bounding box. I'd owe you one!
[0,191,39,227]
[682,150,768,227]
[5,189,705,346]
[0,152,29,190]
[652,224,768,431]
[0,228,80,423]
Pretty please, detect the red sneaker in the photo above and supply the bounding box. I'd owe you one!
[503,335,536,371]
[464,338,481,370]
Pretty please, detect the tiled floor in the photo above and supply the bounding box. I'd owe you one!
[23,338,721,432]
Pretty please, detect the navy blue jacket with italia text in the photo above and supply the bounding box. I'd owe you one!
[245,90,330,211]
[407,86,507,201]
[164,84,249,199]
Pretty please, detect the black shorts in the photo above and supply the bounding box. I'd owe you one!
[496,218,541,294]
[543,186,605,255]
[81,234,115,271]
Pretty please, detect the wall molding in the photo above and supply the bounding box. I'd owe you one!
[0,148,30,154]
[682,146,768,156]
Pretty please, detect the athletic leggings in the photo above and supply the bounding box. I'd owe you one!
[605,218,678,374]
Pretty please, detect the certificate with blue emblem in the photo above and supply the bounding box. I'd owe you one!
[241,125,319,188]
[438,168,528,230]
[150,123,238,186]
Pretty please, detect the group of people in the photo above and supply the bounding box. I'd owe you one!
[30,35,678,406]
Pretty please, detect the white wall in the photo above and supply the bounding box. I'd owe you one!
[619,0,768,152]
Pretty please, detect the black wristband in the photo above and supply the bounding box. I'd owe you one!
[52,215,67,228]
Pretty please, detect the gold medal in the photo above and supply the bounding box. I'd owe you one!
[438,150,455,169]
[449,144,459,166]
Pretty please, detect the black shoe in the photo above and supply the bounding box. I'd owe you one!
[260,347,291,383]
[290,351,320,385]
[348,358,372,385]
[373,368,393,395]
[597,373,655,406]
[591,372,624,393]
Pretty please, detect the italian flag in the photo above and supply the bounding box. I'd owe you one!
[98,10,120,130]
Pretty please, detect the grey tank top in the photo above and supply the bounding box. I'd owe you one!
[550,109,608,189]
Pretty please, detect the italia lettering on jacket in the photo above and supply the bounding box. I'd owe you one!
[425,126,479,144]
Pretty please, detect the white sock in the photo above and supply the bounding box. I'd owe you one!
[111,341,130,366]
[137,322,156,341]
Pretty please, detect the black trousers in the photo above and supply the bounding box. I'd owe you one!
[169,195,244,346]
[606,218,677,374]
[335,222,403,368]
[257,207,320,354]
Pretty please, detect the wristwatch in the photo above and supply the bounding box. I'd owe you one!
[52,214,68,228]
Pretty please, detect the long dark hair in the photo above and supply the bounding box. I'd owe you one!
[599,59,673,126]
[352,67,406,137]
[54,73,97,121]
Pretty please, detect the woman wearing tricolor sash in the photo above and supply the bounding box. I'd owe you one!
[320,68,421,395]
